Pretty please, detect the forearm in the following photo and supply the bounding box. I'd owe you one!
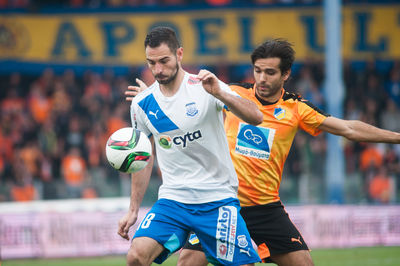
[346,120,400,143]
[215,90,263,125]
[128,155,154,213]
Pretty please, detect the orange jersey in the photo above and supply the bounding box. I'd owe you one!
[225,83,329,207]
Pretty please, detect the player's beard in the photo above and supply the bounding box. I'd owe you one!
[255,81,282,99]
[155,62,179,85]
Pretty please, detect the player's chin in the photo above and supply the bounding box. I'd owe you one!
[157,78,170,84]
[257,87,271,95]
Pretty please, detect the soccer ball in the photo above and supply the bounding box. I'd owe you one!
[105,127,152,173]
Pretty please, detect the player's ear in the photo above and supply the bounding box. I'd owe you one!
[283,69,291,81]
[176,47,183,61]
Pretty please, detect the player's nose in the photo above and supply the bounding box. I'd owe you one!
[154,63,163,74]
[260,72,268,82]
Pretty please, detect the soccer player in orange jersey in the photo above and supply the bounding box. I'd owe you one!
[126,39,400,266]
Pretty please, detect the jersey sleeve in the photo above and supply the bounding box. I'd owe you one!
[215,80,240,111]
[130,101,152,137]
[297,100,329,136]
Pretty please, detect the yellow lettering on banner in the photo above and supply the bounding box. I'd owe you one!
[0,5,399,65]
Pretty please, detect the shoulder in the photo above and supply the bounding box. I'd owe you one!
[228,83,254,96]
[283,91,329,116]
[282,91,304,102]
[131,84,157,105]
[229,82,253,90]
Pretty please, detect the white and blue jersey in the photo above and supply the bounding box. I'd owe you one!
[130,72,239,204]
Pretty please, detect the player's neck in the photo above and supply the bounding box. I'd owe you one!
[255,88,283,105]
[159,69,185,97]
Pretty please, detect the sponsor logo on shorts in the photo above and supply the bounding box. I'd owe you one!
[240,248,251,257]
[235,123,275,160]
[291,236,302,245]
[237,235,248,248]
[189,233,200,245]
[219,244,227,256]
[216,206,237,262]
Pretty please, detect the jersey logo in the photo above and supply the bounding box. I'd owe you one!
[235,123,275,160]
[188,76,200,85]
[149,110,159,119]
[216,206,237,262]
[185,102,199,117]
[138,94,179,133]
[159,135,172,149]
[173,130,202,148]
[274,107,285,120]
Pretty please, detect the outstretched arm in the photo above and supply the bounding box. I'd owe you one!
[319,116,400,143]
[117,137,155,240]
[197,69,263,125]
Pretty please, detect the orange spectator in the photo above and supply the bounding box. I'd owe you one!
[360,144,383,171]
[52,81,71,113]
[83,73,112,102]
[82,187,98,199]
[19,143,42,177]
[10,183,37,202]
[369,168,392,203]
[0,129,13,166]
[61,147,87,187]
[28,84,53,124]
[1,89,25,114]
[107,103,129,137]
[85,124,106,167]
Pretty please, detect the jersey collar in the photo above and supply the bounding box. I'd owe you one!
[252,85,285,106]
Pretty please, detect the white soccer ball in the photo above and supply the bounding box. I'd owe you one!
[105,127,152,173]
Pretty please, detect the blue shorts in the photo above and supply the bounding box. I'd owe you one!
[133,197,260,265]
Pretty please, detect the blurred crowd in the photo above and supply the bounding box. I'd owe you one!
[0,59,399,205]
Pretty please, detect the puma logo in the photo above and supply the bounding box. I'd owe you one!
[149,110,159,119]
[240,248,251,256]
[291,236,302,245]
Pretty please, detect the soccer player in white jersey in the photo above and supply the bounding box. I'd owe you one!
[117,26,263,266]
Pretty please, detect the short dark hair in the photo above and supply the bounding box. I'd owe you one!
[251,39,295,75]
[144,26,181,53]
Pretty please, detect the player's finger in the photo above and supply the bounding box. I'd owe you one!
[127,85,138,91]
[136,78,146,87]
[117,228,129,240]
[196,69,208,80]
[126,96,134,101]
[125,90,139,96]
[123,225,131,240]
[117,224,128,240]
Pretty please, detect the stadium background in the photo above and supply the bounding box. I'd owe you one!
[1,0,400,264]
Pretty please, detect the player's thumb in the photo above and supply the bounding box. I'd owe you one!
[136,78,146,86]
[123,224,130,239]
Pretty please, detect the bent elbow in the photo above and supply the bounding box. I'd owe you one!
[249,110,263,125]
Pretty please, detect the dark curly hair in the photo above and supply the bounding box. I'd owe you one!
[251,39,295,75]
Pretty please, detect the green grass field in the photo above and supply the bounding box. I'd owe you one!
[2,246,399,266]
